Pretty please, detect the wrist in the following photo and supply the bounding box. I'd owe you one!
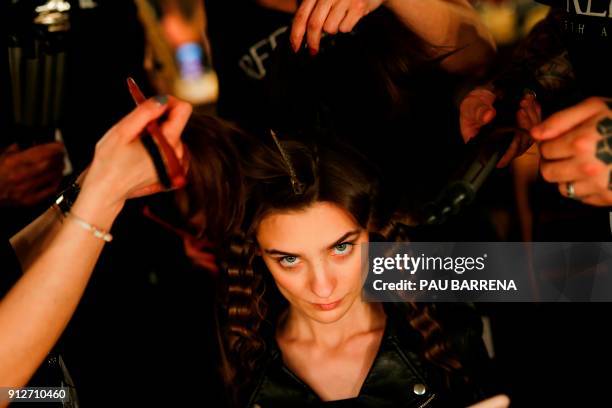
[78,163,129,211]
[70,180,125,231]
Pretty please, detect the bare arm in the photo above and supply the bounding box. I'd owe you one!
[0,96,190,392]
[1,187,122,389]
[290,0,496,74]
[385,0,496,74]
[10,174,86,272]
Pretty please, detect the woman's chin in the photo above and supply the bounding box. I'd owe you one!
[303,295,358,324]
[306,308,348,324]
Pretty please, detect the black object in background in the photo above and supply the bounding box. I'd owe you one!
[7,0,71,148]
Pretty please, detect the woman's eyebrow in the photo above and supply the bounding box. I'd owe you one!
[327,230,361,249]
[263,230,361,256]
[264,248,299,257]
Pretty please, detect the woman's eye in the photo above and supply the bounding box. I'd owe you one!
[279,256,300,268]
[332,242,354,255]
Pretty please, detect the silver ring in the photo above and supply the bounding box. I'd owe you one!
[566,181,576,199]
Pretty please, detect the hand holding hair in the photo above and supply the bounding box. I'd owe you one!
[459,87,542,168]
[533,97,612,206]
[290,0,385,54]
[1,92,191,392]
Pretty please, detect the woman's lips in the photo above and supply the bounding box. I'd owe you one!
[312,298,343,311]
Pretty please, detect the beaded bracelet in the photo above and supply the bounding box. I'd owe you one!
[65,211,113,242]
[53,181,113,242]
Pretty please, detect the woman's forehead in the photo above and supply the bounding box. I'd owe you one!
[256,202,361,250]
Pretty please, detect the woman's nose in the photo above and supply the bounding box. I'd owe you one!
[309,261,336,299]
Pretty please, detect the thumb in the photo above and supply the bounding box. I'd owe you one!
[461,105,496,142]
[476,105,496,125]
[532,97,605,140]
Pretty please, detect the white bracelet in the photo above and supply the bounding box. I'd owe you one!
[66,211,113,242]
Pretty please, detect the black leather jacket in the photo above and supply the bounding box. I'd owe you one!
[246,303,496,408]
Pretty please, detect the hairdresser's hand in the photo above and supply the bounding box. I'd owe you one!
[533,97,612,206]
[460,88,541,168]
[290,0,384,54]
[0,142,64,207]
[78,95,191,220]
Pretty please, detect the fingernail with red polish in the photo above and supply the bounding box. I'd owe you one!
[309,47,318,56]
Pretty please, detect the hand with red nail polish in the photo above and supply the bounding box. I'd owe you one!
[290,0,384,54]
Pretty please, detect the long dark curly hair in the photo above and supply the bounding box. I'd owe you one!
[213,6,470,405]
[218,137,466,405]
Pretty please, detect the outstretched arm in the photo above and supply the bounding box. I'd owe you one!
[290,0,496,74]
[0,96,191,392]
[385,0,496,74]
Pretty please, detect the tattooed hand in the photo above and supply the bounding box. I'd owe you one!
[532,97,612,207]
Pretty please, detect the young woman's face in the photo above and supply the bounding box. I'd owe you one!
[256,201,368,324]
